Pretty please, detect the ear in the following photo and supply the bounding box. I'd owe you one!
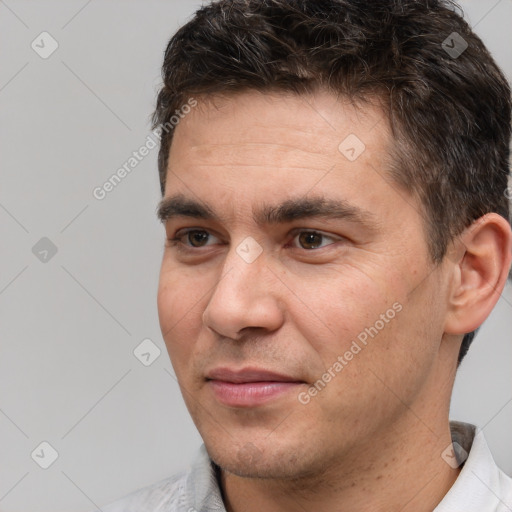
[444,213,512,335]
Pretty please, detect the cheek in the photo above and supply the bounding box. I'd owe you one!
[157,265,205,361]
[291,271,395,356]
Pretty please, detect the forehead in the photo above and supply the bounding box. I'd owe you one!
[168,89,390,171]
[163,89,407,225]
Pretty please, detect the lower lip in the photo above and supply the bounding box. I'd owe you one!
[208,380,302,407]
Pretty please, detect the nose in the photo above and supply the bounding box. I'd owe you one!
[202,245,284,340]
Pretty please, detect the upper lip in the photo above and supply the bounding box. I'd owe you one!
[206,367,303,383]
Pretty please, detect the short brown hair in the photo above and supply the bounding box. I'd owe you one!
[152,0,511,364]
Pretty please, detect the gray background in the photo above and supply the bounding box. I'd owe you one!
[0,1,510,511]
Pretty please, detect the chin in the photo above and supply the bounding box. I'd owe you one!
[204,438,321,480]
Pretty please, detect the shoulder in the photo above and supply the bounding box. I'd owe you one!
[101,471,189,512]
[98,445,224,512]
[436,422,512,511]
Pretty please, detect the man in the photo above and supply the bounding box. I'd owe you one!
[103,0,512,510]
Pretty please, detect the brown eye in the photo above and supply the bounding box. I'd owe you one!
[186,230,210,247]
[298,231,324,249]
[291,230,340,250]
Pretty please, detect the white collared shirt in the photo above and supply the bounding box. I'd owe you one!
[434,422,512,511]
[101,421,512,511]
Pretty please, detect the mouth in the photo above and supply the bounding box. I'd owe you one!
[205,367,305,407]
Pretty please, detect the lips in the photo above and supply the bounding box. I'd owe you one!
[205,367,304,407]
[206,367,301,383]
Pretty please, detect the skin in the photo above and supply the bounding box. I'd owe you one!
[157,89,512,512]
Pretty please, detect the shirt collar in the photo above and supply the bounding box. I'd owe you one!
[185,444,225,511]
[434,421,512,511]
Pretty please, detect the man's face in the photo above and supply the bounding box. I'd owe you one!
[157,90,451,479]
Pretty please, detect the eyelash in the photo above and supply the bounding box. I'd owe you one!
[167,228,341,253]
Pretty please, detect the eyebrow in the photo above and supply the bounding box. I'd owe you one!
[157,194,216,223]
[157,193,378,230]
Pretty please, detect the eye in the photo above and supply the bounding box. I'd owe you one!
[289,230,340,250]
[169,229,221,248]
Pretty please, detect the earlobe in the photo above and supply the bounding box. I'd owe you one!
[444,213,512,335]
